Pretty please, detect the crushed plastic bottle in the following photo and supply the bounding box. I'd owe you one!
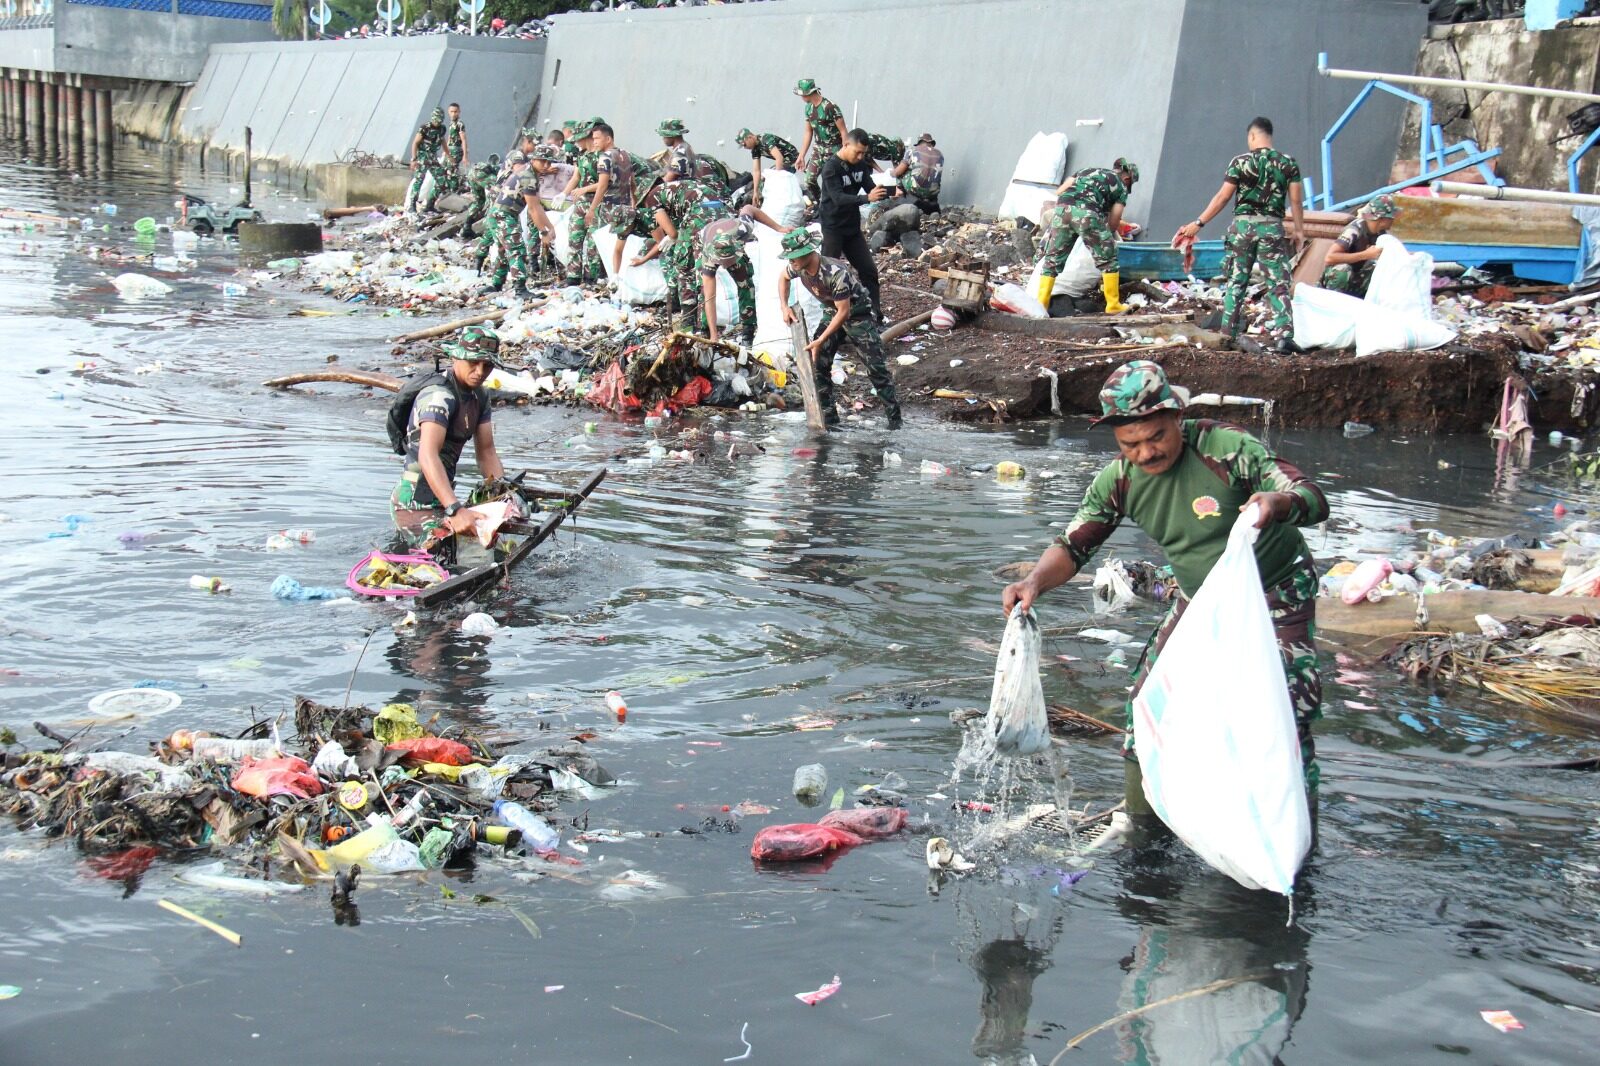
[461,612,499,637]
[493,799,560,854]
[265,533,293,551]
[220,282,248,297]
[793,763,827,807]
[190,736,280,763]
[606,690,628,722]
[1342,421,1374,438]
[188,574,229,593]
[279,528,316,544]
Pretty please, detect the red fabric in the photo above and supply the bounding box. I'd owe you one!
[649,375,713,417]
[386,737,474,766]
[231,756,323,800]
[750,823,863,862]
[818,807,908,840]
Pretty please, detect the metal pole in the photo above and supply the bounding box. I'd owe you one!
[1432,179,1600,206]
[244,126,252,206]
[1318,51,1600,106]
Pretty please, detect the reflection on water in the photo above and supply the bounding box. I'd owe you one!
[1,136,1598,1064]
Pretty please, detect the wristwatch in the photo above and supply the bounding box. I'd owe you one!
[444,502,462,517]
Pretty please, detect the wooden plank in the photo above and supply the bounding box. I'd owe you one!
[787,307,827,433]
[1319,589,1600,642]
[978,310,1190,337]
[1390,196,1581,249]
[1292,238,1338,287]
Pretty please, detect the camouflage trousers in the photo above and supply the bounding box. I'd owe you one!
[480,206,528,287]
[442,149,464,195]
[390,469,446,547]
[1122,554,1322,792]
[1036,201,1118,275]
[810,310,900,418]
[407,162,451,212]
[801,148,837,200]
[1320,260,1374,297]
[695,249,757,339]
[565,210,605,283]
[1221,216,1293,338]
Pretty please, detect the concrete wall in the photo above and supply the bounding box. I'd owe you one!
[535,0,1425,235]
[1400,18,1600,194]
[178,36,544,171]
[1164,0,1425,227]
[0,6,275,82]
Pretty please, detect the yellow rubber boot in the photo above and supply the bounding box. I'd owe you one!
[1101,272,1126,314]
[1035,274,1056,309]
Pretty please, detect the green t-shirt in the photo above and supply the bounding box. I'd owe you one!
[1059,420,1328,597]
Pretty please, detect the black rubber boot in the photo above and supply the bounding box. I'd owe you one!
[885,403,903,430]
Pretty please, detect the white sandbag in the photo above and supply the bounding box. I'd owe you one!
[1354,305,1456,358]
[1131,505,1311,896]
[991,281,1048,319]
[750,223,825,353]
[707,266,740,329]
[1291,283,1363,350]
[984,605,1050,756]
[1364,233,1435,320]
[998,132,1069,224]
[760,169,806,228]
[592,225,668,305]
[1026,239,1102,299]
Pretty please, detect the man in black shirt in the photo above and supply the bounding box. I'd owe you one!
[818,127,891,322]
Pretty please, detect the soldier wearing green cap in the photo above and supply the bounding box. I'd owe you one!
[1320,194,1400,296]
[656,118,732,198]
[795,78,848,201]
[475,151,537,298]
[1034,157,1139,313]
[694,205,791,346]
[391,324,506,545]
[732,128,800,207]
[442,102,469,195]
[558,118,608,285]
[776,228,902,429]
[1176,116,1305,352]
[1001,359,1328,818]
[463,155,501,246]
[407,107,450,216]
[628,178,730,331]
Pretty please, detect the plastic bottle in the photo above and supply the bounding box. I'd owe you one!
[313,821,399,871]
[793,763,827,807]
[279,528,316,544]
[190,736,280,762]
[493,800,559,853]
[188,575,227,593]
[265,533,293,551]
[1342,421,1374,438]
[605,690,628,722]
[1340,558,1393,605]
[220,282,247,297]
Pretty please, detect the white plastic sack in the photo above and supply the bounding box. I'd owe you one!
[1130,505,1311,896]
[1026,240,1102,299]
[1353,306,1456,358]
[991,281,1048,319]
[1291,284,1363,350]
[759,169,807,228]
[998,132,1069,224]
[592,224,668,305]
[1364,233,1434,320]
[983,605,1050,756]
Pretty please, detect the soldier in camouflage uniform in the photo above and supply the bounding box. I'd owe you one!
[695,206,789,346]
[560,117,607,285]
[1035,157,1139,313]
[523,143,575,280]
[892,133,944,212]
[558,121,582,164]
[476,151,535,299]
[640,178,729,331]
[442,102,469,195]
[1177,117,1305,352]
[1320,193,1399,296]
[464,155,502,270]
[406,107,450,216]
[733,127,800,206]
[864,132,905,170]
[1000,360,1328,819]
[794,78,847,201]
[657,118,733,198]
[776,229,902,430]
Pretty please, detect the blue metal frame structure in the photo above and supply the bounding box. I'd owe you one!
[1314,51,1503,212]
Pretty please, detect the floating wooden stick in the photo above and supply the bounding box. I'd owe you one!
[157,898,242,947]
[261,370,402,391]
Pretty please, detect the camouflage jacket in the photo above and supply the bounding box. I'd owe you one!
[1225,147,1303,218]
[1059,167,1128,215]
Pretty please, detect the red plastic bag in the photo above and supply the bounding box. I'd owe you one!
[819,807,908,840]
[386,737,474,766]
[231,756,323,799]
[585,359,639,412]
[649,375,713,418]
[750,823,863,862]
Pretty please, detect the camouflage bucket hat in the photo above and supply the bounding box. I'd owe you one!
[736,127,755,143]
[428,106,445,127]
[445,324,501,362]
[656,118,687,137]
[561,119,578,132]
[709,229,744,260]
[779,228,818,260]
[794,77,818,97]
[570,117,598,138]
[1362,193,1399,220]
[916,132,936,145]
[505,149,528,165]
[530,144,562,163]
[1092,360,1190,425]
[1114,157,1140,184]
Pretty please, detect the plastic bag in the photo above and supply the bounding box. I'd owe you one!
[231,756,324,800]
[1364,234,1435,320]
[759,169,806,229]
[386,737,475,766]
[998,132,1069,224]
[750,823,863,862]
[1130,505,1311,896]
[984,605,1051,756]
[1027,238,1101,299]
[990,282,1048,320]
[1291,283,1363,350]
[818,807,908,840]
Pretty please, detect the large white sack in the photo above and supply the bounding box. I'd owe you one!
[1026,239,1103,299]
[592,225,668,305]
[549,207,573,267]
[984,605,1050,756]
[1130,505,1311,896]
[760,169,807,228]
[998,132,1069,223]
[1291,283,1363,350]
[1354,305,1456,358]
[1364,233,1435,320]
[750,223,825,353]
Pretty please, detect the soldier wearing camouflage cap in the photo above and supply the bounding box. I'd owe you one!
[390,324,507,546]
[794,78,848,202]
[406,106,450,217]
[556,117,609,285]
[776,227,902,430]
[1320,193,1401,297]
[475,151,538,298]
[1035,157,1140,314]
[1002,358,1330,822]
[693,204,790,347]
[732,128,799,207]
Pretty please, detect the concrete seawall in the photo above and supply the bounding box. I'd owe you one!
[536,0,1426,236]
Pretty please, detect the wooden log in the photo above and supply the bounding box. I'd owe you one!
[262,369,403,391]
[322,204,386,220]
[1319,589,1600,642]
[978,310,1189,338]
[787,307,827,433]
[393,308,510,343]
[882,308,936,343]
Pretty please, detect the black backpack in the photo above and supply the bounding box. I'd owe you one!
[386,368,455,456]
